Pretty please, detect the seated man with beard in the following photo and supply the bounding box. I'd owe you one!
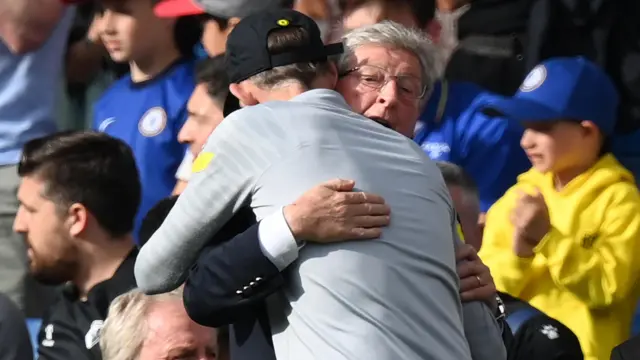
[14,131,140,360]
[136,9,500,360]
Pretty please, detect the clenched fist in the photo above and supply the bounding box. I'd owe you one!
[510,188,551,257]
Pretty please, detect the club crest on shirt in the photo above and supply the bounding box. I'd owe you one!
[580,232,599,249]
[138,107,167,137]
[85,320,104,349]
[520,65,547,92]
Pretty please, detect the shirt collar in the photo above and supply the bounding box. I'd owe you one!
[290,89,351,110]
[63,249,138,316]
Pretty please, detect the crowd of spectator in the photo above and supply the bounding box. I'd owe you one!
[1,0,640,359]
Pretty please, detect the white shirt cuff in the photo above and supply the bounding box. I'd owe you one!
[258,207,301,271]
[175,151,194,181]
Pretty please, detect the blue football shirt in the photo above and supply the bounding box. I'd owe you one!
[414,81,531,212]
[93,58,195,242]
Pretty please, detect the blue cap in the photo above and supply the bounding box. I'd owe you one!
[483,57,619,135]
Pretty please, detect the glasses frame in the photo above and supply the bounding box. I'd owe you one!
[340,65,428,100]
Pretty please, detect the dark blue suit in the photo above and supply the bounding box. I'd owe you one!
[183,209,282,360]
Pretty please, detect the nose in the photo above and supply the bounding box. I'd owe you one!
[177,121,193,145]
[100,11,116,35]
[13,207,27,234]
[375,80,400,108]
[520,128,535,150]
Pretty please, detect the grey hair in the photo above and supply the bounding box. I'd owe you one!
[435,161,480,210]
[339,21,444,98]
[100,288,184,360]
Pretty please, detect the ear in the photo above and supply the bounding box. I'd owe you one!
[161,16,177,29]
[66,203,89,238]
[229,83,258,107]
[580,120,600,138]
[326,62,339,89]
[224,17,242,34]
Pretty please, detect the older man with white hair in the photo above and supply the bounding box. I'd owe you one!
[100,288,220,360]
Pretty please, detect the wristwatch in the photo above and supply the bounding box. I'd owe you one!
[494,294,506,321]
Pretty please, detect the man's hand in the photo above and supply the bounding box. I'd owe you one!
[510,188,551,257]
[283,179,390,243]
[457,244,497,307]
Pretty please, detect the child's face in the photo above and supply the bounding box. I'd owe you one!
[97,0,173,63]
[520,120,594,174]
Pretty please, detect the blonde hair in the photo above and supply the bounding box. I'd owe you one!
[100,288,183,360]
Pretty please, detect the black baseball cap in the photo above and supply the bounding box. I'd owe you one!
[225,9,344,84]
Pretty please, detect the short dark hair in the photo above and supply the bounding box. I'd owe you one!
[195,55,230,107]
[174,16,203,57]
[250,26,332,88]
[435,161,478,196]
[18,131,141,238]
[138,195,179,247]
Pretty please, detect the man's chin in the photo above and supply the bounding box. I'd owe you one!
[31,270,69,287]
[368,116,393,129]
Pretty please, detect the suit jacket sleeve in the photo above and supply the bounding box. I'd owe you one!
[183,220,285,328]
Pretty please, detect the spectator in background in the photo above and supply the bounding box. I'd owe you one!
[101,288,220,360]
[0,0,75,318]
[154,0,295,56]
[92,0,200,244]
[339,0,432,34]
[294,0,338,41]
[173,55,229,194]
[478,57,640,360]
[153,0,294,192]
[14,132,140,360]
[438,0,530,96]
[0,292,33,360]
[435,161,585,360]
[436,161,483,250]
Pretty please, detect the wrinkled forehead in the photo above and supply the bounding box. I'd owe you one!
[349,44,422,79]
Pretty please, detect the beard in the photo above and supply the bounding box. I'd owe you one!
[28,249,78,286]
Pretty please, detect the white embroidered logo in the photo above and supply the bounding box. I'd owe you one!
[540,324,559,340]
[85,320,104,349]
[422,142,451,159]
[520,65,547,92]
[42,324,55,347]
[98,117,116,132]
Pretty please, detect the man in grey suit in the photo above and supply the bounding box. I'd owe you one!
[136,10,503,360]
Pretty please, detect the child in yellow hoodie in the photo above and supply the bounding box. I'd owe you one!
[478,56,640,360]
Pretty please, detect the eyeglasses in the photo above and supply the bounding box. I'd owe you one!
[340,65,427,100]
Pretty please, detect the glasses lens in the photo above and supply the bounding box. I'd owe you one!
[356,66,425,99]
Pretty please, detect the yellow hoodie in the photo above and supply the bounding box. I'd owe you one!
[479,154,640,360]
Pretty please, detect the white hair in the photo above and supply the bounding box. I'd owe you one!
[339,21,444,98]
[100,288,184,360]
